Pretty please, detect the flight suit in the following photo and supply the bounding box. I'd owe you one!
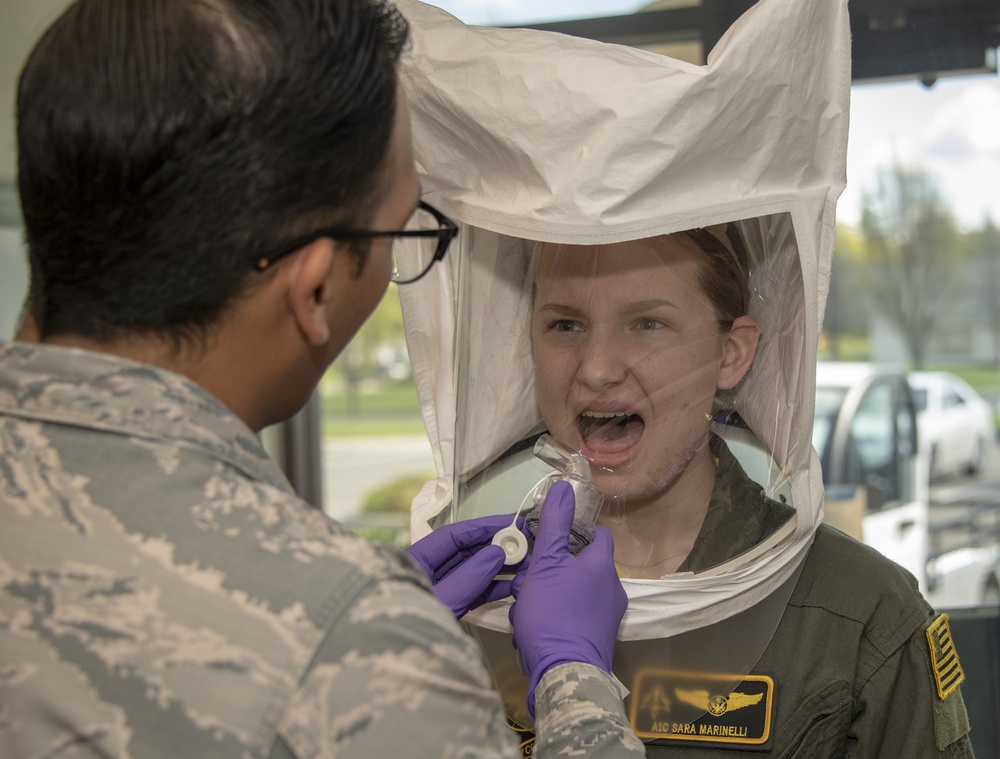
[639,525,974,757]
[510,439,974,757]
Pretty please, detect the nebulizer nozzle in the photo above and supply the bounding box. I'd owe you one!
[491,434,605,565]
[532,434,592,478]
[525,434,605,554]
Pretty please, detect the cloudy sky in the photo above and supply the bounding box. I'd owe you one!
[846,77,1000,230]
[428,0,1000,232]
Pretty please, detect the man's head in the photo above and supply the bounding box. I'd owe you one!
[18,0,409,347]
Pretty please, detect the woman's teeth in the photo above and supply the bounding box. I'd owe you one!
[579,410,642,444]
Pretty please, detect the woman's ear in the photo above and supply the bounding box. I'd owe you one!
[287,238,337,347]
[717,315,761,390]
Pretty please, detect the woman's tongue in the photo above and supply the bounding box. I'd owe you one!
[580,414,645,455]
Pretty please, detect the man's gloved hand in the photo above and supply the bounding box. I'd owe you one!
[509,479,625,717]
[405,514,526,619]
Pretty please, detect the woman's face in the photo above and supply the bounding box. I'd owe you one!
[531,235,748,500]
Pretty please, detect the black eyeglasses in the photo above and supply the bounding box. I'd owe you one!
[254,200,459,285]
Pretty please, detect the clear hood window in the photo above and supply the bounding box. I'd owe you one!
[452,214,803,578]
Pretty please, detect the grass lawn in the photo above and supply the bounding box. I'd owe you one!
[324,416,427,436]
[322,380,426,437]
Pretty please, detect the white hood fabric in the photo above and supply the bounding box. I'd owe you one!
[396,0,849,640]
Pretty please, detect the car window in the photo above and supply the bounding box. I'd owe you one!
[846,383,900,505]
[911,387,928,412]
[943,387,965,408]
[895,383,916,503]
[813,386,847,464]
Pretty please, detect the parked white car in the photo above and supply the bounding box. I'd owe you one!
[814,362,928,588]
[907,371,995,480]
[814,362,1000,608]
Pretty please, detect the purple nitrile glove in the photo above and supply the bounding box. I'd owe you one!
[405,514,527,619]
[509,479,626,717]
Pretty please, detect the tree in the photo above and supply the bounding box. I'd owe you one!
[968,218,1000,368]
[824,223,869,359]
[859,164,962,368]
[329,288,407,415]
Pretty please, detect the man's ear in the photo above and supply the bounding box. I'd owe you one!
[14,305,38,342]
[287,238,337,347]
[717,315,761,390]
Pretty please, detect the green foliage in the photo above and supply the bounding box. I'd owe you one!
[966,219,1000,368]
[859,164,963,368]
[834,223,865,261]
[936,366,1000,390]
[324,289,409,415]
[818,332,869,361]
[825,224,871,345]
[321,379,424,435]
[323,416,427,437]
[362,472,435,513]
[319,284,423,428]
[351,524,412,549]
[323,379,421,415]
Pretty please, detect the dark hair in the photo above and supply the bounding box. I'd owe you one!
[17,0,409,343]
[682,225,751,330]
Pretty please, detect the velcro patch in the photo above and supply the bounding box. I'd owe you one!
[629,669,774,749]
[506,717,535,758]
[926,614,965,700]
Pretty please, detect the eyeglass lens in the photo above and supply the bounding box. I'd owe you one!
[391,205,445,282]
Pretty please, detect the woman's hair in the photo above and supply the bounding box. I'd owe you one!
[681,224,752,330]
[682,223,758,409]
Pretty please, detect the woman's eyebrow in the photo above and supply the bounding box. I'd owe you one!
[536,299,680,315]
[623,298,679,313]
[536,302,584,317]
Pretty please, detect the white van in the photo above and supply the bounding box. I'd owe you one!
[814,361,1000,606]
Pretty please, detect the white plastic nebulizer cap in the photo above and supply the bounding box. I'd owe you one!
[492,525,528,565]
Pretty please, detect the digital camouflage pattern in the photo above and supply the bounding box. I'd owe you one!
[533,664,644,757]
[0,342,644,759]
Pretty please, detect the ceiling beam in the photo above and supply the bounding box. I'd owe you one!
[515,0,1000,85]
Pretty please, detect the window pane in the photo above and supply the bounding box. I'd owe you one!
[319,287,433,547]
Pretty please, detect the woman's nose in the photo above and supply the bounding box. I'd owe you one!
[576,332,629,390]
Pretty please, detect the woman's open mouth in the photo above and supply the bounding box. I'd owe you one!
[577,409,645,466]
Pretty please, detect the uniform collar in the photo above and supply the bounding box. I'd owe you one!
[678,438,795,574]
[0,341,290,490]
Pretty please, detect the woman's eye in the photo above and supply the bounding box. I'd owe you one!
[551,320,581,332]
[635,318,665,331]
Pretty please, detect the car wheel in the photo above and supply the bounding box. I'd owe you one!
[966,436,986,476]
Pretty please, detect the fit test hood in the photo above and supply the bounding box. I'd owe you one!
[395,0,849,642]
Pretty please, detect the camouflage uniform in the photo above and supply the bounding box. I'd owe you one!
[0,342,644,759]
